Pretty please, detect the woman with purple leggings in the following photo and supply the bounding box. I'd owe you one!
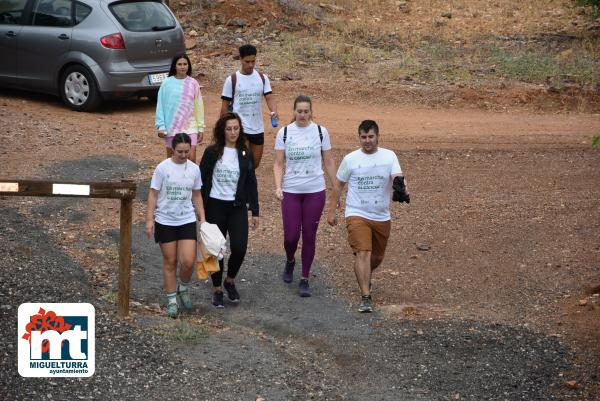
[273,95,337,297]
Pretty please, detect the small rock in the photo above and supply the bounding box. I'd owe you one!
[441,11,452,18]
[247,0,257,4]
[319,3,345,12]
[565,380,579,389]
[587,283,600,295]
[542,10,563,17]
[179,1,186,5]
[416,244,430,251]
[228,18,248,28]
[188,30,198,37]
[185,38,197,50]
[578,299,588,306]
[452,393,461,400]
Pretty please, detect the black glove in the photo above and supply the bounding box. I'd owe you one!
[392,176,410,203]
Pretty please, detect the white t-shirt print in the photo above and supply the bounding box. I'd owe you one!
[221,70,272,135]
[210,147,240,201]
[336,147,402,221]
[150,159,202,226]
[274,122,332,194]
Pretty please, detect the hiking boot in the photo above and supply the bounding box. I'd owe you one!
[166,302,179,318]
[298,278,311,297]
[223,281,240,303]
[282,260,295,283]
[212,291,224,308]
[358,295,373,313]
[177,287,193,311]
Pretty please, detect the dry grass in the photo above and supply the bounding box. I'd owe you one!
[268,31,383,68]
[268,0,600,87]
[307,0,582,41]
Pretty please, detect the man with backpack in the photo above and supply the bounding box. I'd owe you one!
[220,44,278,168]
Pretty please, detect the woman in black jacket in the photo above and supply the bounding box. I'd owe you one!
[199,112,259,308]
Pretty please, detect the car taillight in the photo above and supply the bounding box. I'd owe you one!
[100,33,125,49]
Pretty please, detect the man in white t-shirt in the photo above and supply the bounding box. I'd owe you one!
[327,120,409,313]
[220,44,278,168]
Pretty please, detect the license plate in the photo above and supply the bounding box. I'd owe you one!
[148,72,168,85]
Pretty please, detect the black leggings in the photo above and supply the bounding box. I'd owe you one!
[205,197,249,287]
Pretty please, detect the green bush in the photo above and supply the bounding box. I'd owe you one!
[574,0,600,17]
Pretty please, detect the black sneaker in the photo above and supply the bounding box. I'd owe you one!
[282,260,295,283]
[298,278,311,297]
[223,281,240,303]
[212,291,224,308]
[358,295,373,313]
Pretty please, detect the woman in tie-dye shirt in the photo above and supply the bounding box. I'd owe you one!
[155,54,205,163]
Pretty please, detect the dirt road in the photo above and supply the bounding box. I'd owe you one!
[1,89,599,400]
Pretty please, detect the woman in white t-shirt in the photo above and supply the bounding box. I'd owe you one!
[145,133,206,318]
[199,113,259,308]
[273,95,337,297]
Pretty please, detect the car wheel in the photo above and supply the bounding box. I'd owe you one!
[60,65,102,112]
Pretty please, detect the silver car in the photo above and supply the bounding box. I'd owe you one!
[0,0,185,111]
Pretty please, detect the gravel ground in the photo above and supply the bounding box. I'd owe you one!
[1,206,584,401]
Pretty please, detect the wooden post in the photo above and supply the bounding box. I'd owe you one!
[118,196,133,317]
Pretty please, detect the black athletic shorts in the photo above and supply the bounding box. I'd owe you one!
[154,221,197,244]
[245,132,264,146]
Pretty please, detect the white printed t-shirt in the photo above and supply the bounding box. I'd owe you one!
[336,147,402,221]
[221,70,272,135]
[209,147,240,201]
[274,122,332,194]
[150,158,202,226]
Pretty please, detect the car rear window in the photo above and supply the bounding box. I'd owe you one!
[0,0,28,24]
[75,1,91,24]
[110,1,175,32]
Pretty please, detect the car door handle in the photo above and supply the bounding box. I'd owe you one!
[58,34,69,40]
[6,31,16,38]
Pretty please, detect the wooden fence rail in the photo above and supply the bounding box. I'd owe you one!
[0,179,137,317]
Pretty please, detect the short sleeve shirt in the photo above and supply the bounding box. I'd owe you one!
[274,122,332,194]
[221,70,272,135]
[336,147,401,221]
[150,159,202,226]
[209,147,240,201]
